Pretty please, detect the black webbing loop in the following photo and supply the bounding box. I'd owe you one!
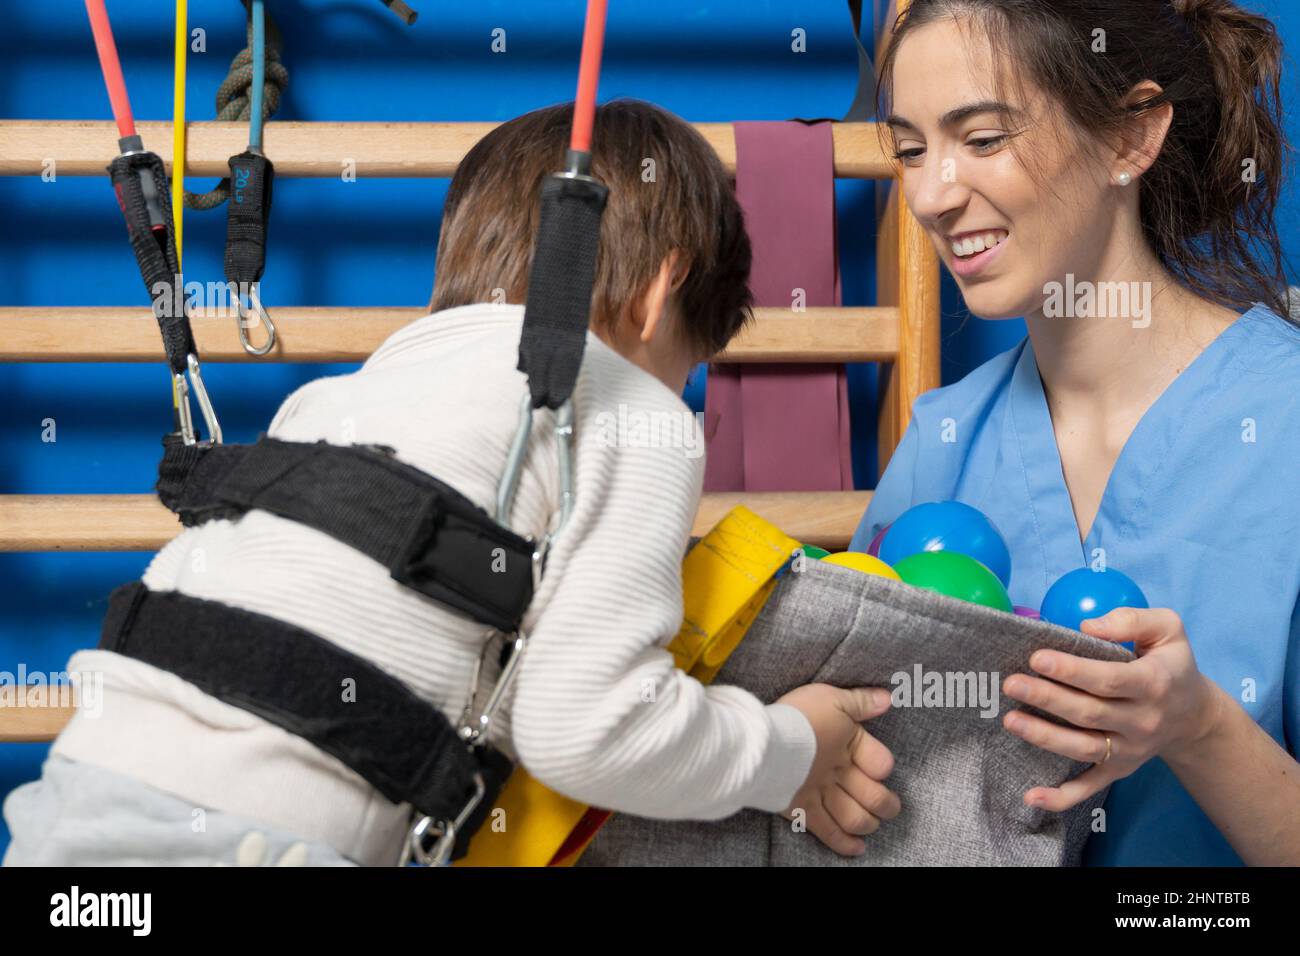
[516,170,609,410]
[156,435,536,634]
[107,140,195,375]
[100,582,512,859]
[224,150,274,287]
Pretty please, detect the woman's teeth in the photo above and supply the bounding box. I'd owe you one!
[951,230,1008,259]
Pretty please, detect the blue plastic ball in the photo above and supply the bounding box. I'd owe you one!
[1040,567,1149,632]
[878,501,1013,588]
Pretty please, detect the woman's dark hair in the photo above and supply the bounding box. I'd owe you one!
[431,98,753,361]
[877,0,1293,323]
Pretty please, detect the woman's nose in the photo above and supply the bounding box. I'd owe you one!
[904,152,970,230]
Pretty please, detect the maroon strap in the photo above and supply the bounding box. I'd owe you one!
[704,120,853,492]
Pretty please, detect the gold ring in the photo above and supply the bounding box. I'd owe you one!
[1097,735,1113,766]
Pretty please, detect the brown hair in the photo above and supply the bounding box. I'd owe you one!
[876,0,1293,323]
[430,98,753,361]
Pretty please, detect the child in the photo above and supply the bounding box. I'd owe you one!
[4,99,897,866]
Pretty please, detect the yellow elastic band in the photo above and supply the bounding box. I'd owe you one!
[172,0,187,264]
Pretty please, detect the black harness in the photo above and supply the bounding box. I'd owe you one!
[101,127,608,862]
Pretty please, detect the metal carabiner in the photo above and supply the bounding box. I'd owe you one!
[496,392,575,537]
[400,771,487,867]
[235,285,277,356]
[173,353,223,446]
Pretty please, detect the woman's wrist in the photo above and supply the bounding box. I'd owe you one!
[1162,676,1230,771]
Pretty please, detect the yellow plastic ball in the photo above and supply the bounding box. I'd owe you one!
[821,551,902,581]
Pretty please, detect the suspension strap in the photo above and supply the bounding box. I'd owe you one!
[108,146,193,377]
[225,149,274,294]
[88,0,220,444]
[100,582,512,860]
[157,435,537,633]
[516,163,608,411]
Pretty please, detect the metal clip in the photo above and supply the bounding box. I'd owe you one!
[174,353,223,446]
[235,285,277,356]
[496,393,575,540]
[400,772,486,867]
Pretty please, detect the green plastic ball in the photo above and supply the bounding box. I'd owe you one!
[893,551,1013,612]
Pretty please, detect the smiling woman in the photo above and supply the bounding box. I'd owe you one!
[877,0,1289,323]
[854,0,1300,867]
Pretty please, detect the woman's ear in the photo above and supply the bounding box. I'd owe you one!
[1115,80,1173,180]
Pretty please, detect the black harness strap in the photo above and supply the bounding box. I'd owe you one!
[156,434,536,634]
[108,141,194,376]
[225,150,274,290]
[100,581,511,860]
[516,156,609,411]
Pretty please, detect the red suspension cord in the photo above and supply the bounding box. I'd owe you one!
[569,0,608,155]
[84,0,136,140]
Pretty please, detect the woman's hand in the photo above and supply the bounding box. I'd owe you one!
[999,606,1225,811]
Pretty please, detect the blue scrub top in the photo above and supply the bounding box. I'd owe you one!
[850,303,1300,866]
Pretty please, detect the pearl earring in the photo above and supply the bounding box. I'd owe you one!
[1115,171,1133,186]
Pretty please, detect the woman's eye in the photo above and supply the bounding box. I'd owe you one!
[892,147,926,165]
[967,135,1008,154]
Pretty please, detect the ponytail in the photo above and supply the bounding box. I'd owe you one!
[1166,0,1289,319]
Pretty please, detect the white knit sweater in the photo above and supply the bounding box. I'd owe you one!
[55,303,816,865]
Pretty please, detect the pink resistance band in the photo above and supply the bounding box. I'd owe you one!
[704,121,853,492]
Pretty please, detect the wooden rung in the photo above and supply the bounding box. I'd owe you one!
[0,121,895,180]
[0,686,78,743]
[694,491,873,551]
[0,306,899,364]
[0,491,872,554]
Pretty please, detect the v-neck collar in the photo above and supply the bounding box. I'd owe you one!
[1008,304,1266,571]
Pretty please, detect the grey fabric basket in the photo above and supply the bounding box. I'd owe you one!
[579,561,1132,867]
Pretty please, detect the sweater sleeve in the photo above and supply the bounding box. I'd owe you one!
[508,404,816,821]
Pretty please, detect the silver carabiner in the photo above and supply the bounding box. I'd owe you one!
[496,392,575,539]
[400,772,487,867]
[236,285,277,356]
[173,353,223,446]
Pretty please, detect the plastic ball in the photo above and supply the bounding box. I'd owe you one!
[1013,605,1041,620]
[1039,567,1149,632]
[879,501,1012,588]
[866,523,891,558]
[800,545,831,561]
[821,551,902,581]
[893,551,1013,612]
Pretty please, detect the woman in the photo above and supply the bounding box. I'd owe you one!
[853,0,1300,864]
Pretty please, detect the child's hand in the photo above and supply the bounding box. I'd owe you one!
[775,684,899,856]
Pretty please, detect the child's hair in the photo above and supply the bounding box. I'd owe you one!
[430,98,754,361]
[876,0,1293,323]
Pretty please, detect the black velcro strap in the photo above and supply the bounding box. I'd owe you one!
[155,435,536,634]
[108,147,195,375]
[99,581,513,859]
[225,151,274,285]
[516,171,608,410]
